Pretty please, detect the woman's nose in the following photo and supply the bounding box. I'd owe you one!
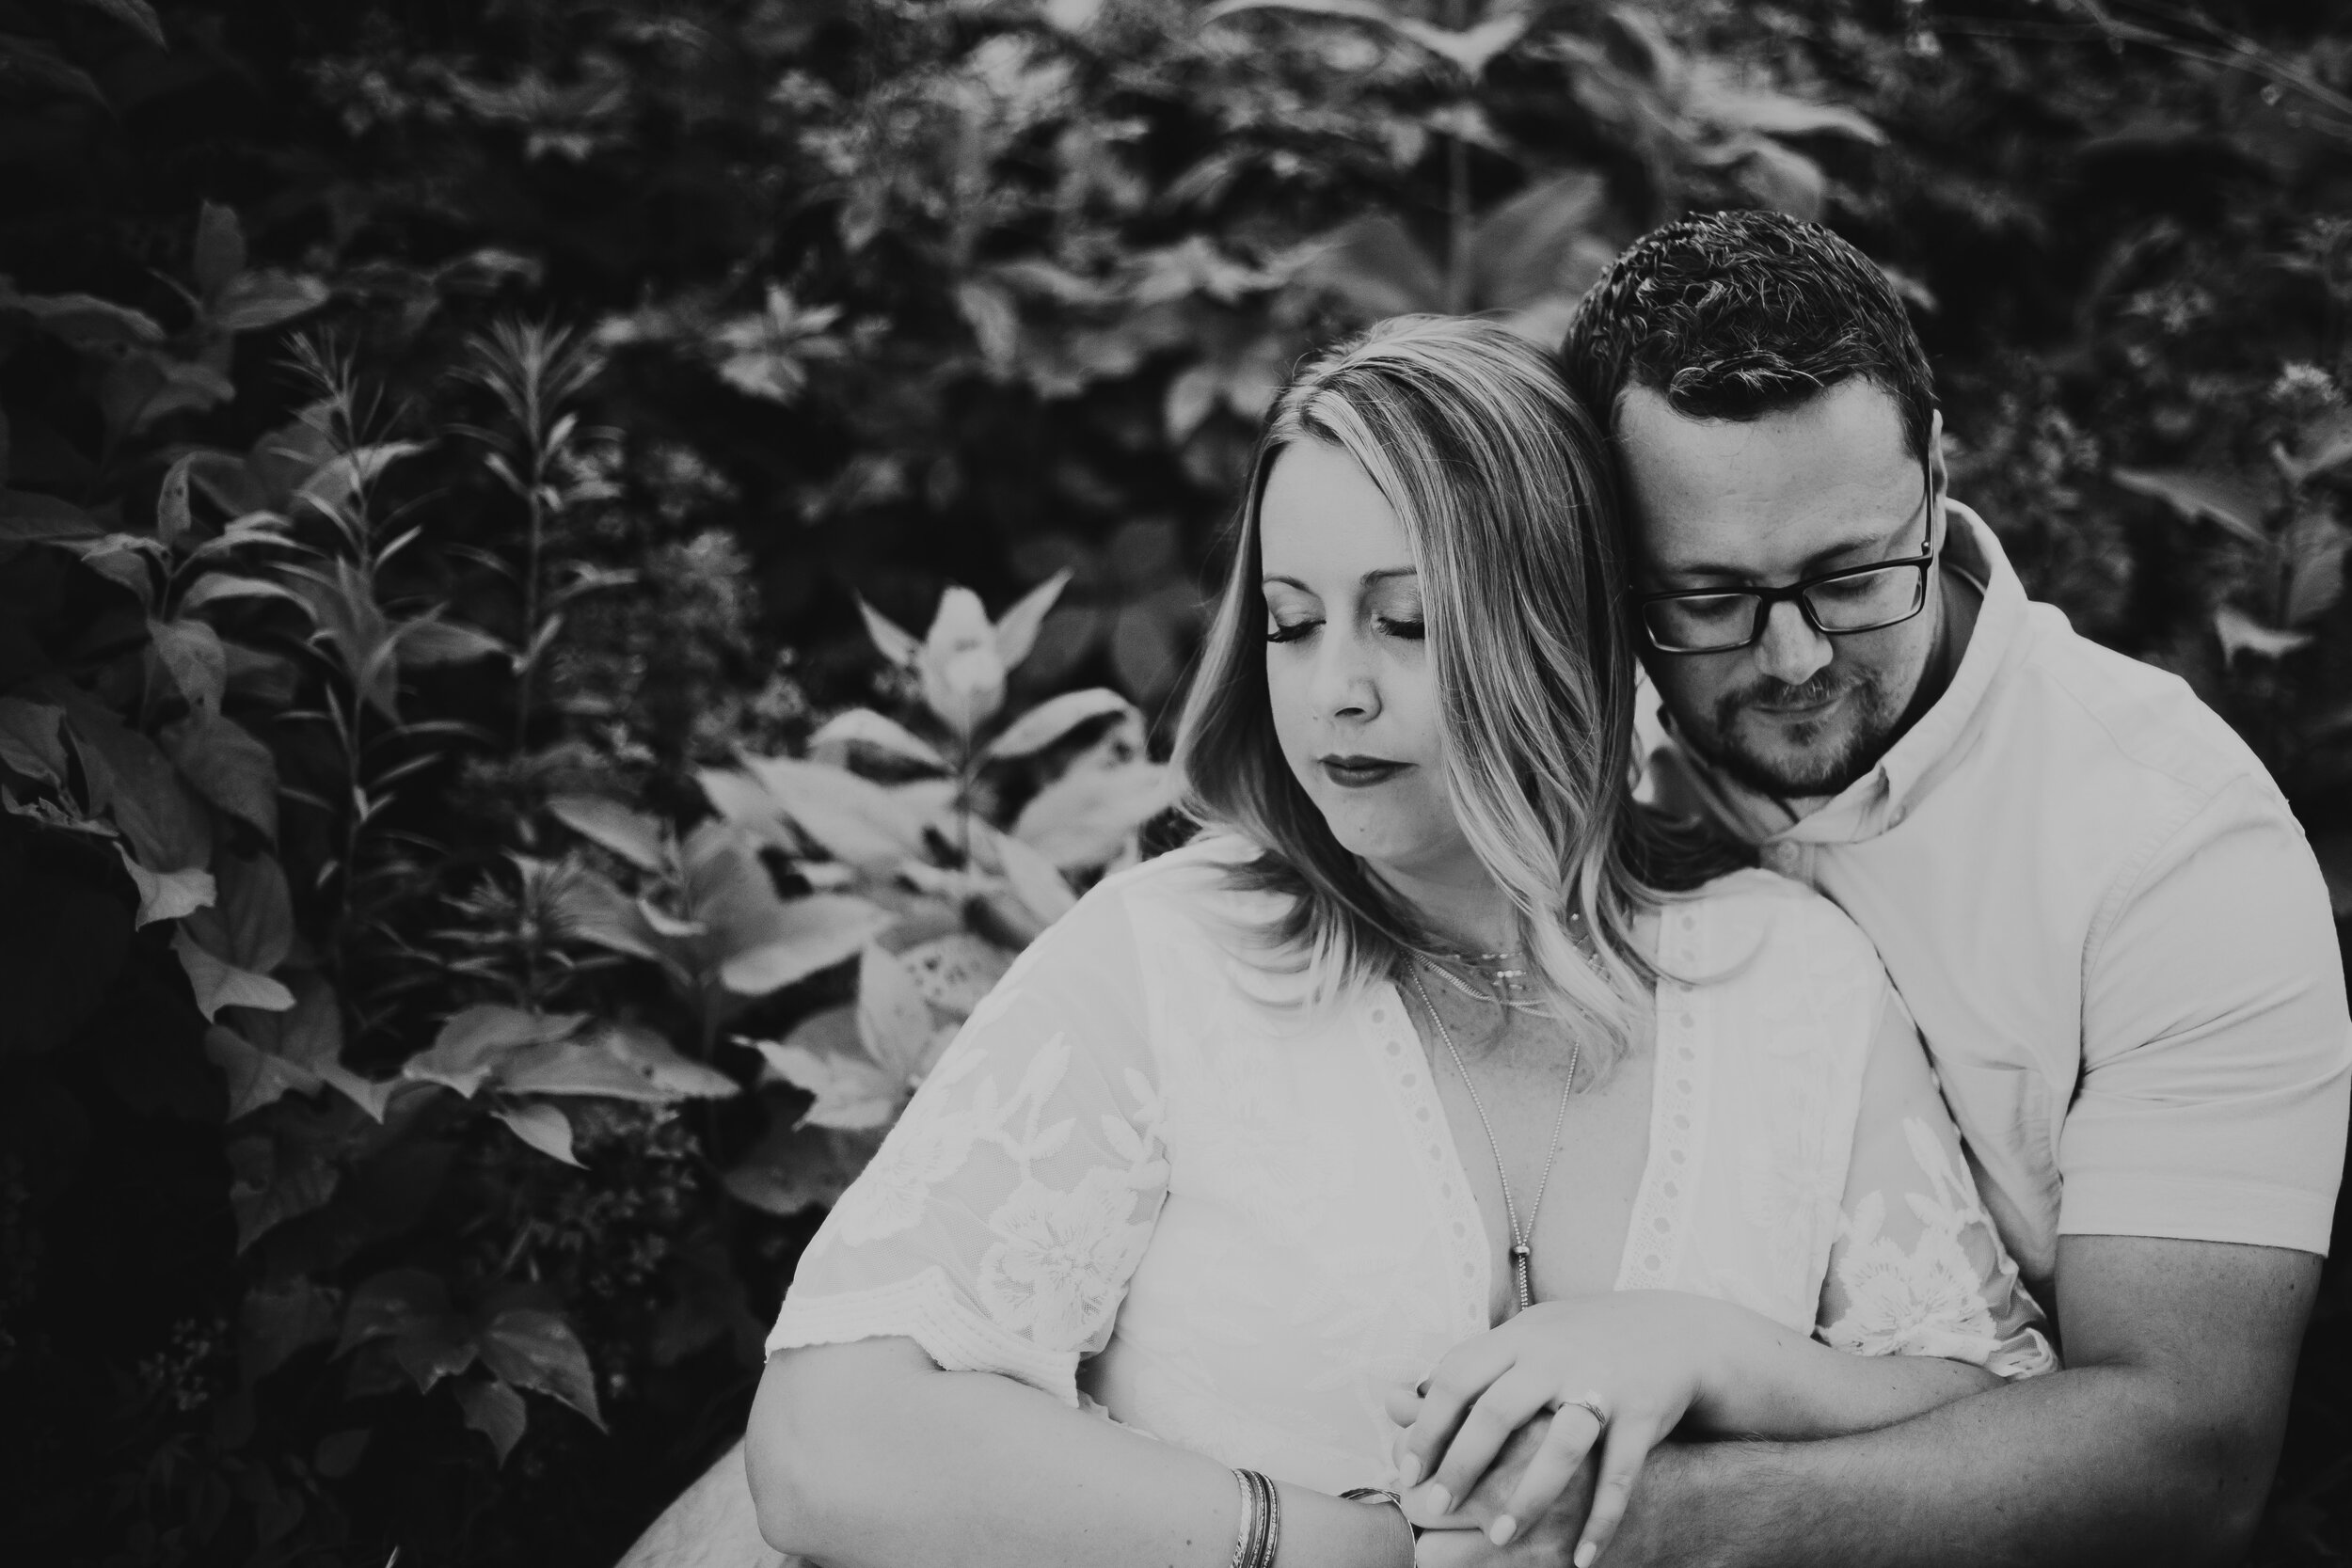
[1309,633,1381,721]
[1754,598,1835,688]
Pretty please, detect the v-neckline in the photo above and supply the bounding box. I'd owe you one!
[1367,906,1700,1329]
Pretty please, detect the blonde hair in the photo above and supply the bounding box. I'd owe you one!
[1172,315,1738,1063]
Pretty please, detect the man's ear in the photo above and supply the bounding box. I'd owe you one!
[1925,406,1949,540]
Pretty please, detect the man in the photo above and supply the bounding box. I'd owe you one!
[618,210,2350,1568]
[1406,209,2352,1565]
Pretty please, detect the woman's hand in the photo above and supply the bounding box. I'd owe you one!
[1389,1292,1751,1564]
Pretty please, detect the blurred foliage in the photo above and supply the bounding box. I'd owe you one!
[0,0,2348,1564]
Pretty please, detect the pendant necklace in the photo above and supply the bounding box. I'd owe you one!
[1407,961,1582,1315]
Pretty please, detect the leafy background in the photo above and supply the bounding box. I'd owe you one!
[2,0,2349,1563]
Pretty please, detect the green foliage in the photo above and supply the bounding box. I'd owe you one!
[1,0,2348,1564]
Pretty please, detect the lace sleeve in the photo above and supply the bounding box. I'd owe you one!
[765,882,1166,1407]
[1817,990,2058,1379]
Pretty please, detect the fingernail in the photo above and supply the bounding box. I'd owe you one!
[1490,1516,1518,1546]
[1423,1483,1452,1516]
[1575,1544,1597,1568]
[1396,1452,1422,1488]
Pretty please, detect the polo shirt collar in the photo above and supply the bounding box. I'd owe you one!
[1662,501,2031,847]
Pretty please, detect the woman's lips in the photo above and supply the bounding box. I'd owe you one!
[1319,755,1409,788]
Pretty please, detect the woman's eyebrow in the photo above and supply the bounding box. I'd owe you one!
[1262,566,1419,591]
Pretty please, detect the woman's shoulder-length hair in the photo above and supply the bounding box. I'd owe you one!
[1170,314,1742,1063]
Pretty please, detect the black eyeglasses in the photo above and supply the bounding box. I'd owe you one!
[1636,462,1939,656]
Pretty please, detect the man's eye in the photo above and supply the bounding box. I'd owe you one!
[1375,616,1425,641]
[1265,619,1319,644]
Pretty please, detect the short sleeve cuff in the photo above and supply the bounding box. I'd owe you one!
[2058,1172,2338,1258]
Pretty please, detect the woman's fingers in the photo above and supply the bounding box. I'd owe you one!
[1382,1382,1423,1428]
[1487,1396,1606,1547]
[1571,1410,1664,1567]
[1397,1339,1517,1490]
[1423,1366,1553,1512]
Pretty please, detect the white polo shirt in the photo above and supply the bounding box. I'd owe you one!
[1642,503,2351,1285]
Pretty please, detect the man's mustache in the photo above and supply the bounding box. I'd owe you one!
[1722,671,1859,715]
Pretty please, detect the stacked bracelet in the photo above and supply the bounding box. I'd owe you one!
[1229,1467,1280,1568]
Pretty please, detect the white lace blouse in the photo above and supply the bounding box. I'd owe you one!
[768,838,2055,1494]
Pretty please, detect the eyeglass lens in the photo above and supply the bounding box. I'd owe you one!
[1644,562,1928,653]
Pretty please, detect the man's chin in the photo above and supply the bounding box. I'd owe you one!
[1711,717,1880,799]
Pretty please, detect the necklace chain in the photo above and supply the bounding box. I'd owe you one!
[1408,963,1581,1315]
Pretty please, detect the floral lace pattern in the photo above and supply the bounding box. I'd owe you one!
[769,844,2054,1491]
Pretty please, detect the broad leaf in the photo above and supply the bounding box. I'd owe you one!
[898,932,1016,1017]
[1394,11,1530,76]
[548,795,670,873]
[729,756,943,868]
[73,0,166,46]
[993,569,1073,672]
[2214,604,2311,661]
[155,453,195,546]
[494,1102,581,1166]
[396,616,507,667]
[213,271,331,335]
[164,715,278,840]
[240,1277,340,1385]
[227,1132,339,1253]
[808,708,948,771]
[499,1022,739,1102]
[2280,409,2352,485]
[1296,214,1445,320]
[714,884,896,995]
[403,1006,581,1097]
[180,573,305,614]
[983,826,1078,926]
[981,688,1136,762]
[192,850,294,974]
[1468,169,1610,311]
[173,927,294,1020]
[192,202,246,300]
[115,845,215,926]
[42,679,213,870]
[206,1024,322,1119]
[338,1268,451,1354]
[476,1308,604,1430]
[857,596,922,666]
[1013,759,1174,869]
[148,617,227,726]
[456,1378,529,1465]
[2113,467,2271,546]
[2283,509,2349,626]
[755,1031,906,1131]
[723,1119,878,1216]
[919,587,1008,738]
[0,698,65,783]
[857,944,944,1084]
[0,281,164,349]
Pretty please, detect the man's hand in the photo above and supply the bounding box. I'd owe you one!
[1398,1416,1601,1566]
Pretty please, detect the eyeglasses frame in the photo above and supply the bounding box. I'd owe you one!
[1634,457,1942,657]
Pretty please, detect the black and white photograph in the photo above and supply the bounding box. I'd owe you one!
[4,3,2350,1565]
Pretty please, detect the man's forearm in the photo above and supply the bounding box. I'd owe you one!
[1611,1364,2275,1568]
[611,1440,788,1568]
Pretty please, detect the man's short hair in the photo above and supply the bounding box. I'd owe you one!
[1561,209,1936,459]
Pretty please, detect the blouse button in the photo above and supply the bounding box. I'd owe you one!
[1679,1012,1694,1026]
[1418,1107,1432,1121]
[1645,1254,1661,1271]
[1662,1181,1678,1196]
[1386,1040,1403,1056]
[1679,914,1696,931]
[1677,1078,1692,1092]
[1429,1145,1442,1159]
[1674,1115,1691,1130]
[1402,1072,1418,1086]
[1371,1007,1387,1023]
[1652,1216,1669,1231]
[1670,1148,1685,1163]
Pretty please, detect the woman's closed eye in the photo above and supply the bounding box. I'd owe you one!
[1265,616,1321,644]
[1375,615,1425,641]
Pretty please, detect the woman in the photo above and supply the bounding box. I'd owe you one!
[747,317,2050,1568]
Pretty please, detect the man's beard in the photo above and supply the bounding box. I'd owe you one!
[1695,670,1900,800]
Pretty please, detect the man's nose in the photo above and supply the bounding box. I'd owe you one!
[1753,598,1835,688]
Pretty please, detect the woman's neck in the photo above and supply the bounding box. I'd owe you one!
[1364,853,1515,956]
